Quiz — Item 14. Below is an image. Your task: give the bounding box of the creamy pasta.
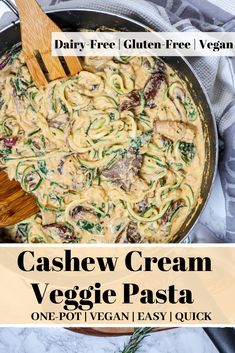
[0,47,205,243]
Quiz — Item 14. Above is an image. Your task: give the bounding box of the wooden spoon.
[15,0,82,87]
[0,171,39,227]
[0,1,83,227]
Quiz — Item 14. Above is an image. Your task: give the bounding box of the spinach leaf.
[16,223,30,242]
[77,220,104,235]
[178,141,196,164]
[13,77,30,97]
[38,161,48,175]
[131,130,153,150]
[183,98,197,121]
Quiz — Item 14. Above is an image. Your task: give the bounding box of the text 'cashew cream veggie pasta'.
[0,47,205,243]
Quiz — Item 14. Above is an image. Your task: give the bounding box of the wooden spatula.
[15,0,82,87]
[0,1,83,228]
[0,171,39,227]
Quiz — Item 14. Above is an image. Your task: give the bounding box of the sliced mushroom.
[143,57,166,74]
[126,222,142,243]
[168,82,185,101]
[1,136,18,148]
[115,221,142,243]
[69,205,90,218]
[102,151,143,191]
[144,73,166,108]
[119,90,140,112]
[136,198,149,213]
[68,205,99,225]
[57,159,64,175]
[167,82,187,119]
[43,223,76,242]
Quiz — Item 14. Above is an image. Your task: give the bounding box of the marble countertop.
[0,327,219,353]
[0,1,225,351]
[189,172,226,243]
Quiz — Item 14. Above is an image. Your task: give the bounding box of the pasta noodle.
[0,49,205,243]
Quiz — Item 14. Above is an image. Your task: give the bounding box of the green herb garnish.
[121,328,152,353]
[38,160,48,175]
[178,141,196,164]
[77,220,104,235]
[131,130,153,150]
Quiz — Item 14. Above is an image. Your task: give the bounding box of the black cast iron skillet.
[0,8,218,243]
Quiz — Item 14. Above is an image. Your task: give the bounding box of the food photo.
[0,0,234,352]
[0,10,217,245]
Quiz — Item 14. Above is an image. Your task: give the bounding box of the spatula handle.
[15,0,43,21]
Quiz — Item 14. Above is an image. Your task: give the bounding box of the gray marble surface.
[0,1,226,351]
[189,172,226,243]
[0,327,219,353]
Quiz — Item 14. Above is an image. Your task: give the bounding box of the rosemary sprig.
[120,327,153,353]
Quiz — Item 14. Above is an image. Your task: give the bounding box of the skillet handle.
[1,0,19,17]
[203,328,235,353]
